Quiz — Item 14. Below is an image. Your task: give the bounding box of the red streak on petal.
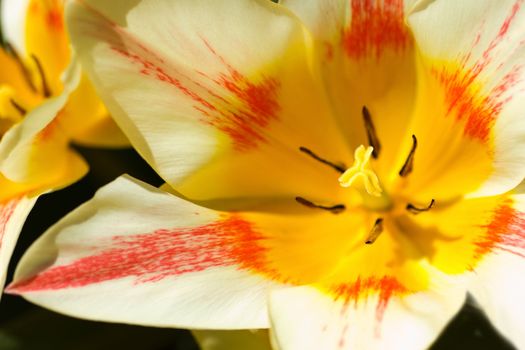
[342,0,412,60]
[435,1,524,142]
[9,215,270,292]
[432,64,522,142]
[332,275,407,336]
[111,38,280,152]
[476,200,525,260]
[0,198,20,249]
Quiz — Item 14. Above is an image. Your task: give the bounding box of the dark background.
[0,0,519,348]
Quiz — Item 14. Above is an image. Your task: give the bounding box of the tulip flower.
[0,0,127,301]
[7,0,525,349]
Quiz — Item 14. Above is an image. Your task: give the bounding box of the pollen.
[338,145,382,197]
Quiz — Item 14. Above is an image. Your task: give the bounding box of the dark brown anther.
[299,147,346,174]
[31,54,52,97]
[365,218,384,244]
[10,99,26,115]
[406,199,435,214]
[295,196,346,214]
[399,134,417,177]
[362,106,381,159]
[4,42,37,93]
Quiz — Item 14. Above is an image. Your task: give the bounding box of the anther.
[399,135,417,177]
[295,196,346,214]
[4,42,37,93]
[362,106,381,159]
[299,147,346,174]
[406,199,435,214]
[365,218,384,244]
[10,99,26,116]
[31,54,52,97]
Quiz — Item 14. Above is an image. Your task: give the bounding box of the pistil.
[339,145,382,197]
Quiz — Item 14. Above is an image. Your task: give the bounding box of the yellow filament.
[338,145,382,197]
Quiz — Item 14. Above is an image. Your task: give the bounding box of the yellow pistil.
[339,145,383,197]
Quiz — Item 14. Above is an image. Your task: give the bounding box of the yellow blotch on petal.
[339,145,382,197]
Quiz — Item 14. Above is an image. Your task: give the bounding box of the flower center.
[297,106,436,245]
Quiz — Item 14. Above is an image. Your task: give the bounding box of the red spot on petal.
[9,215,271,292]
[342,0,412,60]
[46,8,64,31]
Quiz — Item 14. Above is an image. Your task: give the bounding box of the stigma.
[338,145,382,197]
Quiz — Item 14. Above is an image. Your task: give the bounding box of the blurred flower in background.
[0,0,127,304]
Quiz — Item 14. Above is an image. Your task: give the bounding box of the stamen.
[399,135,417,177]
[10,99,26,115]
[406,199,435,214]
[295,196,345,214]
[339,145,382,197]
[362,106,381,159]
[365,218,384,244]
[31,54,52,97]
[4,42,37,93]
[299,147,346,174]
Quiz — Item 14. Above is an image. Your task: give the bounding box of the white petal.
[0,195,37,300]
[468,193,525,349]
[408,0,525,197]
[8,176,282,328]
[269,278,466,350]
[66,0,350,201]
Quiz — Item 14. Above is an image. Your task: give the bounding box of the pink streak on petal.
[0,198,21,249]
[8,215,271,292]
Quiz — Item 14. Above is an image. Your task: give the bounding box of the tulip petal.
[24,0,70,94]
[66,0,350,202]
[281,0,420,179]
[469,253,525,349]
[468,194,525,349]
[269,279,465,350]
[0,61,88,189]
[396,193,524,275]
[407,0,525,197]
[7,176,285,328]
[0,194,37,302]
